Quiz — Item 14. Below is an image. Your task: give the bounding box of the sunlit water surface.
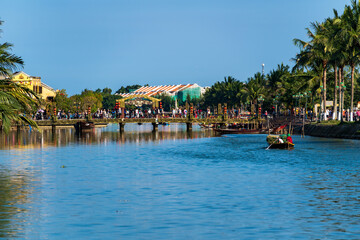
[0,123,359,239]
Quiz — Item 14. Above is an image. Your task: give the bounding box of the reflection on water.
[0,168,35,239]
[0,125,360,239]
[0,123,216,150]
[299,165,360,234]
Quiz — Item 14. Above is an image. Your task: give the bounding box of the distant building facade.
[116,84,204,101]
[11,71,57,101]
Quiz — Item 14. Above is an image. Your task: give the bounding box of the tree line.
[202,1,360,118]
[2,1,360,133]
[293,0,360,120]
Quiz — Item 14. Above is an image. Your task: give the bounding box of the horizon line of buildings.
[116,84,208,101]
[2,71,57,101]
[3,71,209,102]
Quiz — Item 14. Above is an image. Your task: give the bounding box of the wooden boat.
[74,121,95,131]
[267,142,295,149]
[199,123,214,129]
[213,128,261,134]
[266,134,294,149]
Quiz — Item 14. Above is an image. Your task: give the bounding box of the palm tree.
[0,79,39,132]
[0,19,39,132]
[0,42,24,77]
[267,63,290,97]
[330,15,348,120]
[342,0,360,121]
[202,76,245,109]
[323,11,343,120]
[294,21,334,120]
[0,20,24,77]
[243,73,266,116]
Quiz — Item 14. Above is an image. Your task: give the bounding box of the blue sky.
[0,0,348,95]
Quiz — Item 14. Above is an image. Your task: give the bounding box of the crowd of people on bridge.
[33,104,360,123]
[33,107,257,121]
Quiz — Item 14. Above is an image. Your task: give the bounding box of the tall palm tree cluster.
[0,19,39,133]
[293,0,360,121]
[202,65,315,116]
[203,1,360,120]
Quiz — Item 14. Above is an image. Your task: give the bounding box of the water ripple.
[0,126,359,239]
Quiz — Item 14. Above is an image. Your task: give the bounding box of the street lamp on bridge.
[258,95,264,119]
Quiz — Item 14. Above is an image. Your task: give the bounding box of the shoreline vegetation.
[1,1,360,139]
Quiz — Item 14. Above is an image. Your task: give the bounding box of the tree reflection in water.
[0,123,216,149]
[0,168,34,239]
[0,123,214,237]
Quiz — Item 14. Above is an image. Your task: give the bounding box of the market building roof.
[117,84,200,97]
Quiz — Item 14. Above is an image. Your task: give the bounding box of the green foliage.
[202,76,245,109]
[79,89,103,112]
[0,20,24,77]
[292,1,360,117]
[54,89,72,112]
[0,80,40,133]
[102,87,112,95]
[102,94,122,109]
[317,120,341,125]
[53,87,125,112]
[0,20,39,133]
[115,84,144,94]
[155,93,175,111]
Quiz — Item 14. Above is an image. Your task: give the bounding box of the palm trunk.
[339,67,344,121]
[322,61,327,121]
[333,65,338,120]
[342,83,345,121]
[350,63,355,121]
[251,101,255,116]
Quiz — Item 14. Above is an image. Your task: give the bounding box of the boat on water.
[199,123,215,129]
[74,121,95,132]
[268,142,294,149]
[266,134,294,149]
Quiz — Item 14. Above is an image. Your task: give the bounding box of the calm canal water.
[0,123,359,239]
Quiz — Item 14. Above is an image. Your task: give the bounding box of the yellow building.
[11,71,57,101]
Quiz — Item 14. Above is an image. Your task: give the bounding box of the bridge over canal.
[35,117,266,132]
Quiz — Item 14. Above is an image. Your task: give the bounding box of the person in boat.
[278,138,284,143]
[286,134,293,144]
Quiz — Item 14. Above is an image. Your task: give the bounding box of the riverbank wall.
[300,123,360,140]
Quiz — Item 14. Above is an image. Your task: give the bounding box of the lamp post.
[306,90,311,121]
[262,63,265,76]
[274,95,279,117]
[292,94,297,117]
[335,85,340,120]
[299,93,304,119]
[258,96,264,119]
[301,92,306,137]
[303,91,310,120]
[320,86,324,121]
[340,82,346,122]
[245,100,251,117]
[293,93,301,118]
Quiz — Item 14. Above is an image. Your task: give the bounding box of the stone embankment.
[302,123,360,140]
